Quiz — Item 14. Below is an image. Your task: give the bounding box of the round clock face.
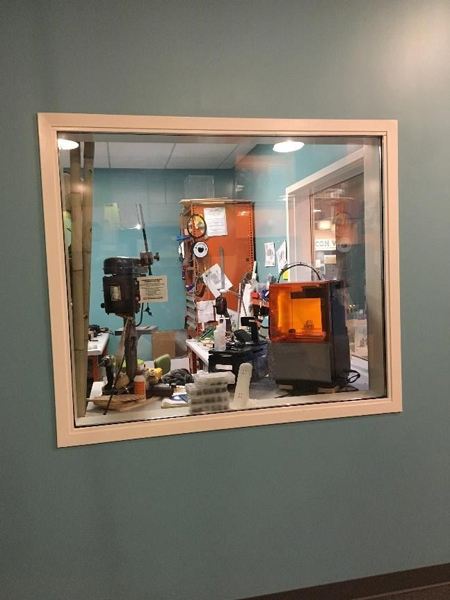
[193,241,208,258]
[187,214,207,239]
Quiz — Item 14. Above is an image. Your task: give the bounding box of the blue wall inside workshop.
[2,2,450,600]
[90,167,234,358]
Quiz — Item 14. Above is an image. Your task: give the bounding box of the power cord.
[335,369,361,392]
[277,262,323,283]
[103,352,127,415]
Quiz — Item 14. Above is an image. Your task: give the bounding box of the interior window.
[56,133,385,427]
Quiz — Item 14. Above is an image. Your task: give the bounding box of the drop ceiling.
[59,141,256,170]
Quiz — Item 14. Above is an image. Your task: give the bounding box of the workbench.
[186,339,210,372]
[88,332,110,381]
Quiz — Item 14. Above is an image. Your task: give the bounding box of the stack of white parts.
[186,371,235,414]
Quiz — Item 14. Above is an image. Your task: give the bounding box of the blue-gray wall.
[1,2,449,599]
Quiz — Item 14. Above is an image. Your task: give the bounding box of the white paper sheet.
[264,242,276,267]
[276,241,288,272]
[202,263,232,297]
[138,275,168,303]
[203,206,227,237]
[196,300,216,324]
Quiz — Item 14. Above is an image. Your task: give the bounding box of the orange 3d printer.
[269,265,350,392]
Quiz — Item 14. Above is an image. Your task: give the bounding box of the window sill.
[65,392,399,447]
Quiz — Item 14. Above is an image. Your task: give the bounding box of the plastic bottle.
[214,319,226,351]
[133,369,146,396]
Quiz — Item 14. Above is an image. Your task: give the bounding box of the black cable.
[276,392,291,399]
[103,352,127,415]
[277,262,323,283]
[135,303,145,327]
[275,369,361,398]
[335,369,361,392]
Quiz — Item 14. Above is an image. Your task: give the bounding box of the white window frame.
[37,114,401,447]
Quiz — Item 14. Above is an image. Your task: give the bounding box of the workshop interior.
[57,132,386,426]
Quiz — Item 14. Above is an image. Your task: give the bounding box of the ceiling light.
[273,140,304,153]
[317,220,332,230]
[57,139,79,151]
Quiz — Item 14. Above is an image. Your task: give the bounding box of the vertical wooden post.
[82,143,95,382]
[69,146,86,418]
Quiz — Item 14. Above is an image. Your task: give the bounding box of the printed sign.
[138,275,168,303]
[203,207,227,237]
[276,241,288,271]
[264,242,276,267]
[315,238,336,251]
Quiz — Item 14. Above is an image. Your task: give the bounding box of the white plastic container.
[186,370,235,414]
[213,320,226,351]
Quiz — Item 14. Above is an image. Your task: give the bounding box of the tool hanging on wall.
[214,246,230,323]
[193,241,208,258]
[192,242,209,298]
[194,263,207,298]
[215,294,229,318]
[187,213,207,239]
[178,242,185,262]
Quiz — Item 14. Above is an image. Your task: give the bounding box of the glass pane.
[56,133,385,427]
[311,174,368,358]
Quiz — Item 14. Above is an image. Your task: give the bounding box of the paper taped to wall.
[203,206,227,237]
[264,242,276,267]
[196,300,216,323]
[276,241,287,272]
[138,275,168,303]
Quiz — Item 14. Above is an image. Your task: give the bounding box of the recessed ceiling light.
[273,140,304,153]
[57,139,79,151]
[317,220,332,230]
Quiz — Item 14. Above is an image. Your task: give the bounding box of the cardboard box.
[152,330,187,359]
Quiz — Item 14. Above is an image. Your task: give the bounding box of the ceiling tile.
[219,142,257,169]
[108,142,174,169]
[58,142,109,169]
[166,143,238,169]
[93,142,109,168]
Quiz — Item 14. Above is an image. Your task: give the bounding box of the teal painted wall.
[90,168,234,359]
[1,2,450,599]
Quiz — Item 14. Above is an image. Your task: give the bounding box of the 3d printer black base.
[269,339,350,395]
[275,379,340,396]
